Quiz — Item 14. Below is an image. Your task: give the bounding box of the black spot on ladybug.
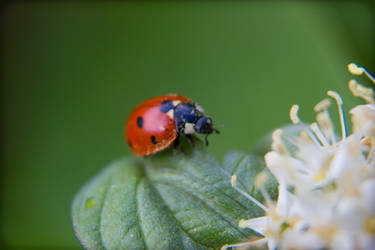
[127,140,133,148]
[160,100,174,113]
[137,116,143,128]
[150,135,157,144]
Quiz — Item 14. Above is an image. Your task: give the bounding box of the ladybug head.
[195,116,213,134]
[195,116,220,145]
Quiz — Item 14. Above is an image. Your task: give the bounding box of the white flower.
[222,63,375,250]
[351,104,375,138]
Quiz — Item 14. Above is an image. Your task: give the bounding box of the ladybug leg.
[174,135,187,154]
[204,134,209,146]
[186,134,195,147]
[174,135,180,151]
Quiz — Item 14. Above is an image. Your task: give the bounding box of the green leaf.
[72,146,273,249]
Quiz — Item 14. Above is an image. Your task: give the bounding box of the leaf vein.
[232,154,249,176]
[155,181,249,238]
[135,177,148,250]
[98,177,115,250]
[163,167,250,211]
[145,179,213,249]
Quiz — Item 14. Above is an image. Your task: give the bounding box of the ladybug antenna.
[213,124,224,134]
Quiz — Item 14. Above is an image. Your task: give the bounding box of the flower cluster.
[223,63,375,250]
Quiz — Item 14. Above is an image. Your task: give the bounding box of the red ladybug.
[125,94,218,156]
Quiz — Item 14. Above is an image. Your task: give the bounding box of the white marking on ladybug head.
[172,100,181,106]
[184,123,195,134]
[195,103,205,114]
[166,109,174,119]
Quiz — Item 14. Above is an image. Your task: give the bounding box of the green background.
[1,1,374,249]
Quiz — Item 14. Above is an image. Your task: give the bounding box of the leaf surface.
[72,147,274,249]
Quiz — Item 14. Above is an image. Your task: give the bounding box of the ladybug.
[125,94,219,156]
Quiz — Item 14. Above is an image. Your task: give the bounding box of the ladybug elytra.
[125,94,218,156]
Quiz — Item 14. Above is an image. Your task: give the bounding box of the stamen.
[255,172,268,188]
[290,105,301,124]
[314,98,336,145]
[231,174,268,212]
[260,187,273,208]
[221,238,267,250]
[232,185,268,212]
[327,90,347,140]
[361,137,372,148]
[289,105,322,146]
[314,98,331,112]
[272,129,283,141]
[348,63,365,75]
[310,123,330,147]
[272,129,288,155]
[231,175,237,187]
[349,79,375,103]
[300,131,311,142]
[316,112,336,146]
[279,133,299,148]
[361,137,374,163]
[255,172,273,207]
[306,129,323,147]
[348,63,375,84]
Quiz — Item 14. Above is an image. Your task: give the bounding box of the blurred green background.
[1,1,374,249]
